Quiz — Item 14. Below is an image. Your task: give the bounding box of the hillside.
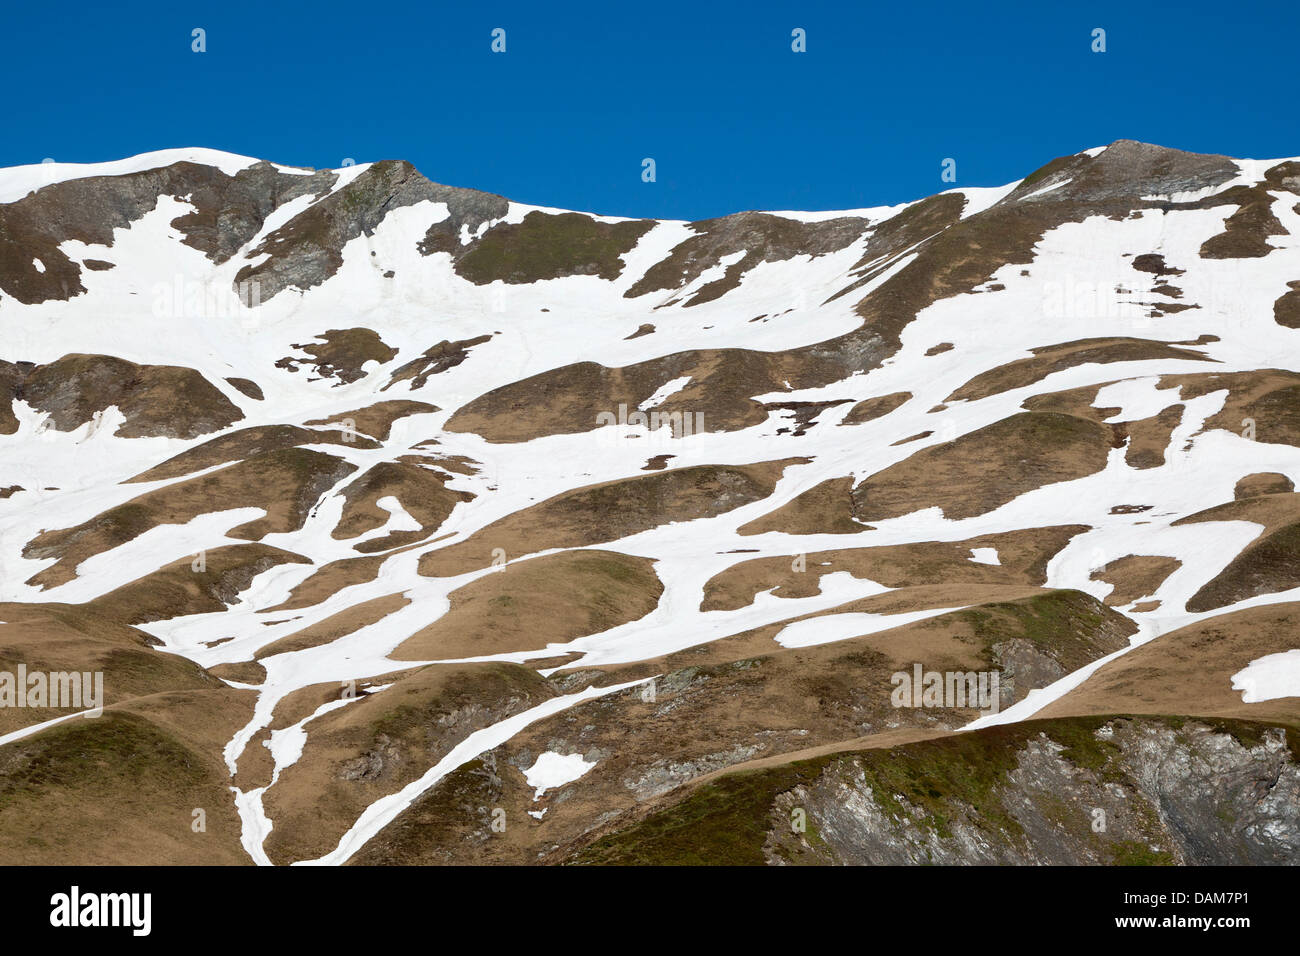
[0,141,1297,865]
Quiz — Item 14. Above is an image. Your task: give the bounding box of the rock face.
[0,160,336,304]
[625,212,869,304]
[238,160,509,300]
[1,141,1298,867]
[767,719,1300,866]
[566,718,1300,866]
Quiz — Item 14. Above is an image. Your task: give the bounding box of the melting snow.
[296,679,648,865]
[524,751,598,800]
[774,606,969,649]
[639,376,693,410]
[1232,651,1300,703]
[6,146,1300,865]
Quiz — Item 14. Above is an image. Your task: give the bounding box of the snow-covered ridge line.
[0,148,320,204]
[17,140,1297,219]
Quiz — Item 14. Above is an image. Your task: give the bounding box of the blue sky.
[3,0,1294,219]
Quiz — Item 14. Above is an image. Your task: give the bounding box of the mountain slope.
[1,141,1298,865]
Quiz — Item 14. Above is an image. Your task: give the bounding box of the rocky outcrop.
[566,717,1300,865]
[0,160,334,304]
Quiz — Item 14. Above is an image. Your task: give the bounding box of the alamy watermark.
[50,886,150,936]
[151,276,262,327]
[595,404,705,445]
[0,666,104,716]
[890,663,1000,716]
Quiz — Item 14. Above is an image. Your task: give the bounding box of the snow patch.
[1232,650,1300,703]
[774,605,968,649]
[639,376,693,411]
[524,751,598,800]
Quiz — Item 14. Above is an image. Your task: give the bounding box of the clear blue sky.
[3,0,1294,220]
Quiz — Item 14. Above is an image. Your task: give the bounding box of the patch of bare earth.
[262,545,429,612]
[393,549,661,660]
[1160,369,1300,447]
[1119,404,1187,469]
[254,593,412,662]
[945,337,1213,403]
[383,336,493,391]
[305,399,439,440]
[0,603,229,736]
[81,544,311,624]
[14,353,245,439]
[1172,494,1300,611]
[332,460,473,552]
[1039,602,1300,727]
[839,390,911,426]
[1274,281,1300,329]
[625,212,867,306]
[418,459,805,577]
[1187,524,1300,612]
[1235,473,1294,498]
[1089,555,1182,607]
[737,475,869,536]
[851,412,1118,521]
[127,423,377,483]
[1198,184,1287,259]
[701,525,1089,611]
[275,328,397,384]
[453,212,654,284]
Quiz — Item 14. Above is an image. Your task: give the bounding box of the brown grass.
[255,593,412,661]
[839,391,912,426]
[701,525,1089,611]
[0,603,226,735]
[127,424,377,483]
[737,476,868,536]
[83,543,311,624]
[20,353,245,439]
[1235,473,1294,498]
[0,689,256,864]
[1090,555,1181,607]
[946,338,1212,403]
[394,549,661,660]
[305,400,439,440]
[851,412,1116,521]
[1040,602,1300,726]
[332,460,472,550]
[262,661,555,863]
[418,459,804,578]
